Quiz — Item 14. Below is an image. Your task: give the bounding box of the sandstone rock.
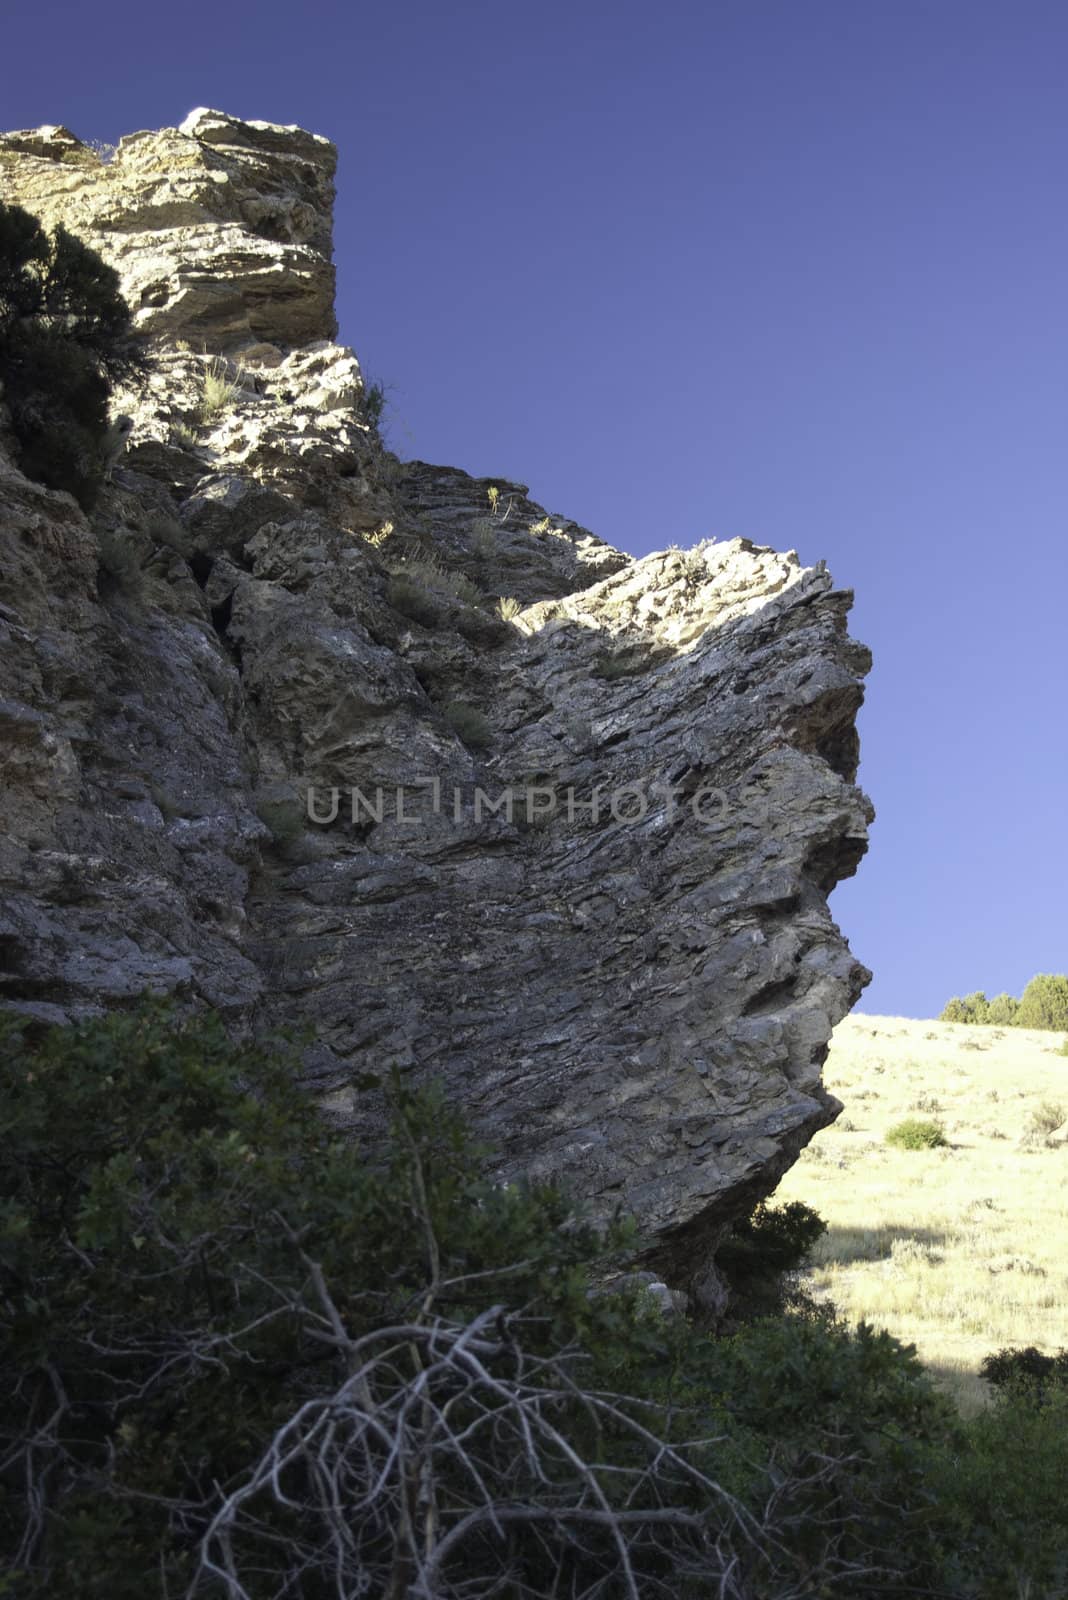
[0,110,873,1311]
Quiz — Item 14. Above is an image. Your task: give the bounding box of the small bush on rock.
[471,518,496,558]
[444,700,492,748]
[385,573,441,626]
[593,643,669,680]
[390,554,483,608]
[194,357,239,427]
[96,525,144,595]
[357,377,386,429]
[455,607,510,647]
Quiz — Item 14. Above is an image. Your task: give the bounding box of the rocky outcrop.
[0,110,873,1307]
[0,109,337,349]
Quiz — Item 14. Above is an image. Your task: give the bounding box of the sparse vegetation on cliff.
[357,376,387,429]
[385,571,442,626]
[444,699,493,748]
[0,200,136,508]
[194,356,240,428]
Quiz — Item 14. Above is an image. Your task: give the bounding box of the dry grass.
[776,1013,1068,1412]
[386,554,484,608]
[195,359,241,428]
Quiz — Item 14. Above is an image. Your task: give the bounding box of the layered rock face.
[0,109,337,349]
[0,111,873,1303]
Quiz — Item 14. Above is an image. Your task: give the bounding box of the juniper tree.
[0,200,137,508]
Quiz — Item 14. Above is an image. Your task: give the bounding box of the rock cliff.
[0,110,873,1306]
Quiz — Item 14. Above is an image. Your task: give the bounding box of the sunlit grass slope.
[776,1013,1068,1412]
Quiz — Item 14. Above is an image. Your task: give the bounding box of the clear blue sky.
[6,1,1066,1018]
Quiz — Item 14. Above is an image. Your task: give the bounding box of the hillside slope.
[778,1012,1068,1406]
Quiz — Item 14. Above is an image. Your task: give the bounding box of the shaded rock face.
[0,111,873,1305]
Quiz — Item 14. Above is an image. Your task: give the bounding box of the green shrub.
[717,1200,826,1318]
[0,1004,644,1596]
[444,700,493,748]
[940,990,990,1024]
[985,990,1018,1025]
[680,1314,962,1591]
[885,1117,948,1150]
[0,201,137,509]
[357,377,386,429]
[738,1200,826,1270]
[980,1344,1068,1400]
[936,1379,1068,1596]
[1015,973,1068,1031]
[940,974,1068,1031]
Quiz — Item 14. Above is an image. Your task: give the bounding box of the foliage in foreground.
[941,972,1068,1032]
[0,201,137,509]
[2,1004,1068,1598]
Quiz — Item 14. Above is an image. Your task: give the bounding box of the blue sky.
[6,1,1066,1017]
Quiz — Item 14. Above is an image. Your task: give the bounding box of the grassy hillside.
[777,1013,1068,1412]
